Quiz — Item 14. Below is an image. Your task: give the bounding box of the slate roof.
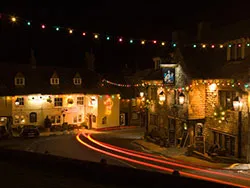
[0,63,118,96]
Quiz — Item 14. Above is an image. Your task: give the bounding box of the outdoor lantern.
[159,91,166,102]
[179,92,185,105]
[209,83,217,92]
[233,96,243,111]
[140,92,144,97]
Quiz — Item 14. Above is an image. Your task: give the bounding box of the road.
[1,128,250,187]
[0,134,136,168]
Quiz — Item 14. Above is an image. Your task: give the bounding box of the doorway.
[88,114,92,129]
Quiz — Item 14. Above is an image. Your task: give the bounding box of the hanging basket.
[67,98,74,104]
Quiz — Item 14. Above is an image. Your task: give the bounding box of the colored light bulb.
[82,32,86,36]
[41,24,45,29]
[211,44,215,48]
[56,27,59,31]
[11,17,16,22]
[94,34,98,39]
[141,40,145,45]
[27,21,31,26]
[106,36,110,40]
[130,39,133,43]
[153,40,157,44]
[69,29,73,34]
[161,42,165,46]
[173,43,176,47]
[119,38,122,42]
[202,44,206,48]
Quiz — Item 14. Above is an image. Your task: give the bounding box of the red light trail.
[76,132,248,187]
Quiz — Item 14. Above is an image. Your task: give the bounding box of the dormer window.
[50,71,59,85]
[50,78,59,85]
[14,72,25,86]
[73,72,82,85]
[73,78,82,85]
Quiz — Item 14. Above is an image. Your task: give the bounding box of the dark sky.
[1,1,249,73]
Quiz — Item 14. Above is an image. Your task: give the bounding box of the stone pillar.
[233,43,237,60]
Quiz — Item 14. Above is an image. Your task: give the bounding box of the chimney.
[197,22,203,41]
[85,50,95,71]
[152,57,161,70]
[30,49,36,69]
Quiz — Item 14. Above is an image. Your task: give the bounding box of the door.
[88,114,92,129]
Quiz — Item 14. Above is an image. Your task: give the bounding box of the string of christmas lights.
[102,78,244,91]
[2,13,250,48]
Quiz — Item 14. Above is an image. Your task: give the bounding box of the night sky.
[1,1,249,74]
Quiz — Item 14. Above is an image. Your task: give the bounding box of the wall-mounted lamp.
[159,91,166,102]
[15,99,19,105]
[179,92,185,105]
[209,83,217,92]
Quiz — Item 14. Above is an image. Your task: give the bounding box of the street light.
[233,96,243,158]
[179,92,185,105]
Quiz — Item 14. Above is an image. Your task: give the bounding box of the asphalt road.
[0,134,134,168]
[1,128,250,187]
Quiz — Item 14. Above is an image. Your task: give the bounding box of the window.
[14,115,25,124]
[29,112,37,123]
[15,97,24,105]
[102,116,107,124]
[50,78,59,85]
[151,87,157,100]
[92,115,96,123]
[14,115,20,124]
[54,98,63,106]
[219,91,236,110]
[15,77,25,86]
[50,115,61,124]
[73,116,77,123]
[73,78,82,85]
[78,115,82,122]
[77,97,84,105]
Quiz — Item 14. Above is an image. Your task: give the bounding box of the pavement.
[132,139,250,170]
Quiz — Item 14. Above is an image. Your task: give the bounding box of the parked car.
[20,125,40,138]
[0,125,9,139]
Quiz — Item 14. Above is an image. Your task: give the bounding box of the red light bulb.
[41,24,45,29]
[153,40,157,44]
[119,38,122,42]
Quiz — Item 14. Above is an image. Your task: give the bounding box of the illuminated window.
[54,98,63,106]
[14,115,20,124]
[219,91,236,110]
[15,77,25,86]
[50,78,59,85]
[29,112,37,123]
[73,116,77,123]
[50,115,61,124]
[73,78,82,85]
[78,114,82,122]
[77,97,84,105]
[14,72,25,86]
[16,97,24,105]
